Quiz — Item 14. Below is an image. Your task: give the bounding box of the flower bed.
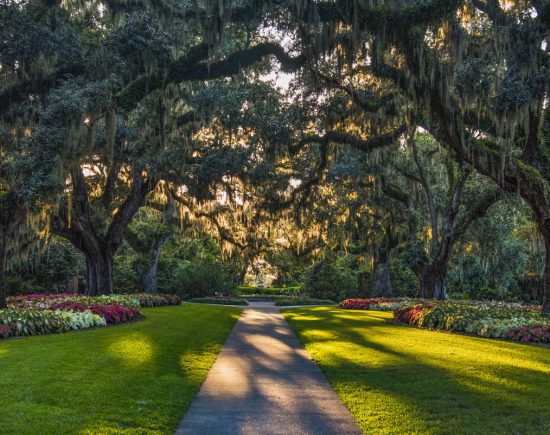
[47,301,141,324]
[7,294,140,310]
[1,292,180,339]
[0,309,106,339]
[7,293,180,310]
[394,301,549,344]
[340,298,417,311]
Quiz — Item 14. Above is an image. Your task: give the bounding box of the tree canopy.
[1,0,549,315]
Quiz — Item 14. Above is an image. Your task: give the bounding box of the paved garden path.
[176,302,362,435]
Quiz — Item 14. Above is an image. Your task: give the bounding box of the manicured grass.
[283,307,550,435]
[0,304,241,434]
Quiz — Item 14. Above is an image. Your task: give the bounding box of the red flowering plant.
[47,301,141,324]
[505,324,550,344]
[394,304,430,324]
[89,305,141,324]
[0,325,10,338]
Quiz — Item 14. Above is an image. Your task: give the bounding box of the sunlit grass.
[283,307,550,434]
[108,332,154,367]
[0,305,241,434]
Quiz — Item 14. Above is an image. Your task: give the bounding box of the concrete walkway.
[176,302,362,435]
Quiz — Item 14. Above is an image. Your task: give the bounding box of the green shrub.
[7,236,86,295]
[157,258,235,299]
[5,276,42,296]
[113,252,139,293]
[236,286,302,296]
[302,259,358,301]
[390,256,419,297]
[186,298,248,306]
[274,298,334,306]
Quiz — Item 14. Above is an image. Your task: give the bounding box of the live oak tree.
[165,78,311,285]
[3,0,549,310]
[284,0,550,314]
[0,1,305,296]
[275,54,503,299]
[449,198,544,300]
[384,133,502,299]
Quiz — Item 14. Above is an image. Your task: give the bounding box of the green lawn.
[283,307,550,435]
[0,304,241,434]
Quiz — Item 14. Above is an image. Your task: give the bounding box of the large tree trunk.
[417,265,447,300]
[542,245,550,316]
[523,195,550,316]
[137,236,170,293]
[85,249,114,296]
[54,165,154,297]
[535,213,550,316]
[541,242,550,316]
[373,261,393,297]
[373,248,393,297]
[238,257,251,285]
[0,200,27,308]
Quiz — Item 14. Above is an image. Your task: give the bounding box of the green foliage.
[390,255,420,297]
[274,298,334,306]
[236,286,302,296]
[447,200,543,302]
[302,256,359,302]
[187,297,248,306]
[7,236,85,295]
[163,259,236,299]
[112,247,139,293]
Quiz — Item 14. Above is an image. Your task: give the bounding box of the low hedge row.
[275,298,335,306]
[237,286,302,296]
[187,297,249,306]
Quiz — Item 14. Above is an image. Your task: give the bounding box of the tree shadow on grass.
[284,307,550,434]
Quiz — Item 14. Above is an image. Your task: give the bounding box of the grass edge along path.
[282,307,550,435]
[0,304,242,434]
